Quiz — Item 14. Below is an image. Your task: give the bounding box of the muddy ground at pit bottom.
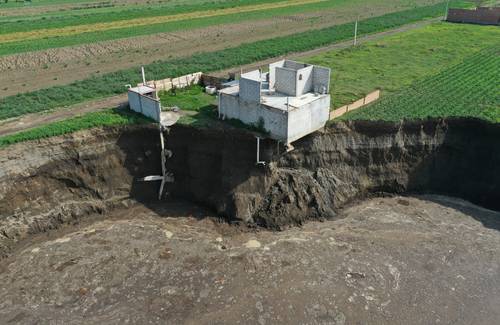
[0,195,499,325]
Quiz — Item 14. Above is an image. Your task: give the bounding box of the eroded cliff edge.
[1,118,499,257]
[166,119,500,227]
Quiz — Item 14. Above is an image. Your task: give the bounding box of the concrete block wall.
[287,96,330,143]
[296,66,313,96]
[128,92,142,114]
[329,90,381,120]
[269,60,285,89]
[128,92,161,122]
[219,94,288,140]
[284,60,309,70]
[312,66,331,94]
[447,8,500,25]
[138,72,202,92]
[239,78,261,103]
[275,67,297,96]
[241,70,261,81]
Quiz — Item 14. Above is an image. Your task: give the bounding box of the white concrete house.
[218,60,331,145]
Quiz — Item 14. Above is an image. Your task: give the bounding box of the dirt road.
[1,195,498,324]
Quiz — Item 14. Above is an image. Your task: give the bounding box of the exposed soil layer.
[0,196,499,324]
[165,118,500,228]
[0,118,499,258]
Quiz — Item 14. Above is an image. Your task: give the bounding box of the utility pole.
[353,17,359,46]
[141,66,146,85]
[444,0,450,21]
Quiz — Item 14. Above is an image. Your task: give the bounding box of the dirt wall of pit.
[0,118,499,257]
[165,119,500,228]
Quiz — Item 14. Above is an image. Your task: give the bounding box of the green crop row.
[0,0,364,55]
[0,108,151,148]
[0,2,457,121]
[0,0,292,33]
[341,46,500,122]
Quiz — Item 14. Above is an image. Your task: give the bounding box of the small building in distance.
[128,85,179,127]
[218,60,331,145]
[128,85,161,121]
[447,7,500,26]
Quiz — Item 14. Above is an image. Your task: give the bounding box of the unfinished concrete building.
[218,60,331,145]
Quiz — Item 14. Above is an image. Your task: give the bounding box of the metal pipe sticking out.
[256,137,266,166]
[218,93,221,119]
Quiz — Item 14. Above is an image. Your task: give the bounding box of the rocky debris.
[0,196,499,324]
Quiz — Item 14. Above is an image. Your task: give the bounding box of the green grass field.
[0,108,151,148]
[0,3,458,121]
[159,85,216,112]
[340,46,500,122]
[305,22,500,108]
[158,85,223,128]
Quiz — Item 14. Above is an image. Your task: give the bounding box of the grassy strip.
[0,2,459,121]
[339,46,500,122]
[0,108,151,148]
[159,85,217,112]
[306,22,500,107]
[0,0,352,55]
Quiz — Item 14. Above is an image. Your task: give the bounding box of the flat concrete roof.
[129,85,156,95]
[219,85,239,96]
[261,92,328,111]
[219,85,329,111]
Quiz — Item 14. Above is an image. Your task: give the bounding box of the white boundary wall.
[128,91,161,122]
[138,72,202,93]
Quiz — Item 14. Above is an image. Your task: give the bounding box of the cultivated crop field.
[0,0,446,97]
[0,3,463,121]
[0,0,497,147]
[342,46,500,122]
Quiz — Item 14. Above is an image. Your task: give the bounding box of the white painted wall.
[296,65,313,96]
[312,66,331,94]
[219,94,288,140]
[275,67,297,96]
[128,90,161,122]
[287,95,330,143]
[269,60,285,90]
[239,78,261,103]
